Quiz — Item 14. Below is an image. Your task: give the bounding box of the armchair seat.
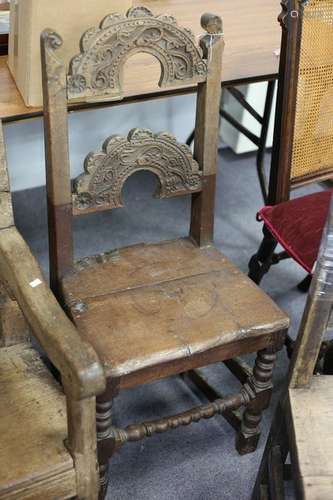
[259,190,332,273]
[0,344,76,500]
[288,376,333,499]
[62,238,288,388]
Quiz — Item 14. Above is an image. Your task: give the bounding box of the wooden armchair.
[0,125,106,498]
[252,193,333,499]
[40,6,289,498]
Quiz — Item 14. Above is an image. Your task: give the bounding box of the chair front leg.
[248,225,278,285]
[96,392,118,500]
[236,346,278,455]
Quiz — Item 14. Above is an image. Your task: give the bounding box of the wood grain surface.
[0,344,76,500]
[0,226,105,400]
[0,0,280,121]
[288,376,333,499]
[63,238,288,384]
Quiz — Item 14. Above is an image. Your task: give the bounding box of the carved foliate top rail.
[67,6,208,101]
[72,128,202,215]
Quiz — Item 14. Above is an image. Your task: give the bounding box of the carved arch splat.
[72,128,202,215]
[67,6,208,101]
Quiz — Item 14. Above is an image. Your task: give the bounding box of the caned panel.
[291,0,333,181]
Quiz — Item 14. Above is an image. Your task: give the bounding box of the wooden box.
[8,0,132,107]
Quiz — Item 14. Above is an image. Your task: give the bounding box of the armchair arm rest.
[0,226,106,399]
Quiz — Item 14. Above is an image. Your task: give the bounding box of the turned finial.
[201,13,223,34]
[41,29,63,50]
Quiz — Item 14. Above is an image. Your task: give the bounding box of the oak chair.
[40,6,289,497]
[248,0,333,363]
[252,193,333,500]
[0,123,106,499]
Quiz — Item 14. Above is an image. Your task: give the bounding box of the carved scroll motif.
[67,6,208,101]
[72,128,202,215]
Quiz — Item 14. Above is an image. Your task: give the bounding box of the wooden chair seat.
[0,344,76,500]
[62,238,287,388]
[288,376,333,499]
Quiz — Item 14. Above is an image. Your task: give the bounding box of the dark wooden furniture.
[187,81,277,202]
[249,0,333,284]
[248,0,333,361]
[0,123,106,499]
[0,0,281,122]
[40,7,289,498]
[252,193,333,500]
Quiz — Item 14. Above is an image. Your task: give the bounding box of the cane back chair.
[0,123,106,499]
[249,0,333,286]
[40,6,289,497]
[252,193,333,500]
[248,0,333,365]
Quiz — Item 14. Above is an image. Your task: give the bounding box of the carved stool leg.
[96,394,115,500]
[236,348,277,455]
[248,225,278,285]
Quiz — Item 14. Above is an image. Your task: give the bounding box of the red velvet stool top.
[258,190,333,274]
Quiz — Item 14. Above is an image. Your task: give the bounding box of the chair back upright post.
[268,0,303,205]
[40,8,224,300]
[268,0,333,206]
[41,32,73,300]
[289,195,333,388]
[190,14,224,246]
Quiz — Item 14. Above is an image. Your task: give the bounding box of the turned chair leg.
[248,225,278,285]
[96,394,116,500]
[236,348,277,455]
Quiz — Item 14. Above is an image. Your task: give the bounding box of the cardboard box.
[8,0,132,106]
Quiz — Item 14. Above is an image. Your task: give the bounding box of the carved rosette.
[72,128,202,214]
[67,6,208,100]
